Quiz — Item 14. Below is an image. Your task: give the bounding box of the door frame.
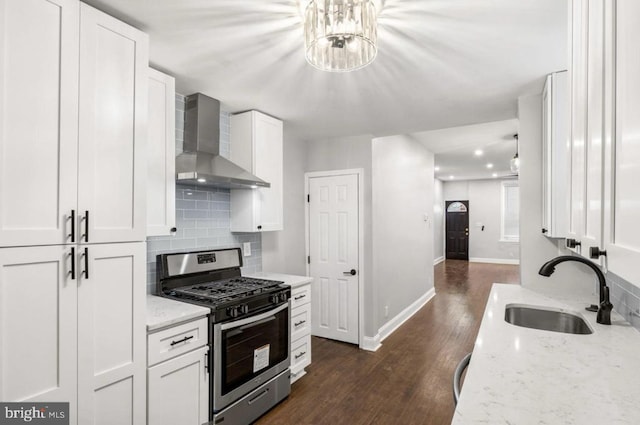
[305,168,365,349]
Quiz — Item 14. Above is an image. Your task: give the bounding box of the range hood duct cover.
[175,93,269,189]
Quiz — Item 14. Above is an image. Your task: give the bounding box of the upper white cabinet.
[147,68,176,237]
[0,0,148,248]
[0,0,79,247]
[230,111,283,232]
[602,0,640,285]
[567,0,640,283]
[541,71,570,239]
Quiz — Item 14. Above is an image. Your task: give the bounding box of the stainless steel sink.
[504,304,593,335]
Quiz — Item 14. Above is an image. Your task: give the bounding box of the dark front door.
[446,201,469,260]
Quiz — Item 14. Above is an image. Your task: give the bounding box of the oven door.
[213,302,290,411]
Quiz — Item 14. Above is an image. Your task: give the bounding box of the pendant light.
[510,134,520,173]
[304,0,378,72]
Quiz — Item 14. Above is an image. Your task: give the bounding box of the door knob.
[343,269,357,276]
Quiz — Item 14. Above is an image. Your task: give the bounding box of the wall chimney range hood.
[175,93,269,189]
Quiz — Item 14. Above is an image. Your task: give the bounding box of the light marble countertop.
[452,284,640,425]
[146,295,210,332]
[245,272,313,289]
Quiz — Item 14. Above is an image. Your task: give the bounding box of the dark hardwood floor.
[257,260,519,425]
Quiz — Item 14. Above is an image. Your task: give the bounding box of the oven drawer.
[148,317,208,366]
[291,334,311,374]
[291,302,311,342]
[291,284,311,309]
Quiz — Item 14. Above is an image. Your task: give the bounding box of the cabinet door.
[147,68,176,237]
[580,0,605,263]
[567,0,588,254]
[0,0,79,247]
[147,346,209,425]
[0,246,77,424]
[77,242,146,425]
[254,113,283,231]
[541,75,552,235]
[603,0,640,284]
[78,4,148,244]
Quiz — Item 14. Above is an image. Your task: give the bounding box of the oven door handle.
[220,303,289,331]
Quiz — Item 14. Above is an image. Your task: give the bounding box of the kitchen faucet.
[538,256,613,325]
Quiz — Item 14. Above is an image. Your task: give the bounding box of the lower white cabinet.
[0,242,147,425]
[290,283,312,383]
[147,318,209,425]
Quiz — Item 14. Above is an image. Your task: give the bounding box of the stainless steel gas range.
[156,248,291,424]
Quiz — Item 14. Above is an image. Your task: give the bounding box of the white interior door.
[308,173,359,344]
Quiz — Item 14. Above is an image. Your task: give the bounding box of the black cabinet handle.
[83,247,89,279]
[69,210,76,242]
[294,320,306,327]
[170,227,177,232]
[294,294,306,301]
[566,238,581,249]
[343,269,357,276]
[82,211,89,242]
[204,351,209,374]
[541,228,548,234]
[170,335,194,346]
[295,351,306,359]
[590,246,607,259]
[69,247,76,280]
[257,225,262,230]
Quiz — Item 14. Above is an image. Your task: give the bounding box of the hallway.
[258,260,520,425]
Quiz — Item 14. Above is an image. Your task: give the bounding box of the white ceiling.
[412,119,519,181]
[82,0,567,141]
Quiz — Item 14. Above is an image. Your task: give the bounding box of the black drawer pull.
[82,210,89,242]
[83,247,89,279]
[69,210,76,242]
[170,335,194,346]
[294,294,306,301]
[295,351,306,359]
[294,320,306,327]
[69,247,76,280]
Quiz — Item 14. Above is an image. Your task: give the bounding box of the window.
[501,181,519,242]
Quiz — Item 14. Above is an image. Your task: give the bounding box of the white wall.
[442,179,520,262]
[371,135,435,332]
[262,128,307,275]
[433,179,444,262]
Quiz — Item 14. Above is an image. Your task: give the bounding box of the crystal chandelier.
[304,0,378,72]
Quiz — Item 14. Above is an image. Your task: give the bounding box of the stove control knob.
[227,307,239,318]
[239,304,249,314]
[279,293,288,303]
[269,295,279,304]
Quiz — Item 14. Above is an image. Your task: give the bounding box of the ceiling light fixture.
[304,0,378,72]
[435,166,440,171]
[492,173,498,178]
[474,149,484,156]
[510,134,520,173]
[449,175,455,180]
[486,163,494,169]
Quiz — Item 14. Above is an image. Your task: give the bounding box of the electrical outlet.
[384,305,389,318]
[243,242,251,257]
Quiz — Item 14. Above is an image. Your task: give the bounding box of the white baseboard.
[361,334,381,352]
[469,257,520,265]
[361,288,436,352]
[434,256,445,266]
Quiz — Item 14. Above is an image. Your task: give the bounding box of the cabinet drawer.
[291,334,311,374]
[148,317,208,366]
[291,303,311,342]
[291,284,311,309]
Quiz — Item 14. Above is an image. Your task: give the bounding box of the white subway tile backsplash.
[146,97,262,293]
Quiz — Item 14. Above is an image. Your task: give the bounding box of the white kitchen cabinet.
[78,3,148,244]
[77,242,147,425]
[0,0,79,247]
[541,71,570,239]
[230,111,283,232]
[290,283,312,383]
[147,318,209,425]
[147,68,176,237]
[566,0,605,265]
[0,0,148,248]
[602,0,640,285]
[0,245,77,412]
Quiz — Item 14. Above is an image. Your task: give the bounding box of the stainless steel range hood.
[176,93,269,189]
